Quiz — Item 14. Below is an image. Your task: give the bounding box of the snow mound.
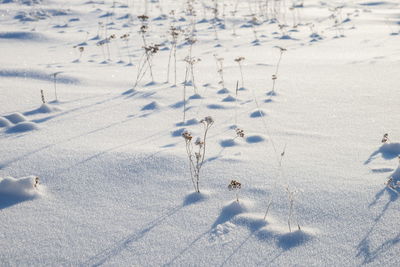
[222,95,236,102]
[25,103,61,115]
[233,213,268,231]
[207,104,230,110]
[6,121,38,133]
[189,93,202,100]
[176,118,198,126]
[380,143,400,156]
[276,228,315,250]
[1,0,42,5]
[183,191,211,206]
[0,176,41,199]
[220,138,238,147]
[0,69,80,84]
[4,112,27,124]
[250,109,267,118]
[0,31,49,42]
[213,199,253,227]
[37,103,60,113]
[171,128,186,137]
[0,117,11,127]
[141,101,160,111]
[366,142,400,163]
[217,88,230,94]
[389,166,400,187]
[246,135,266,143]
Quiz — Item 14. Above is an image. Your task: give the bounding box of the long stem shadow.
[356,187,399,264]
[82,205,183,267]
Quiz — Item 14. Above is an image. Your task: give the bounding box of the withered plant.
[381,133,389,143]
[234,56,245,89]
[40,89,46,104]
[133,44,160,88]
[138,14,149,46]
[286,186,301,232]
[228,180,242,202]
[270,46,286,95]
[167,26,181,85]
[34,176,40,189]
[214,54,225,90]
[52,72,62,102]
[182,116,214,193]
[120,33,132,64]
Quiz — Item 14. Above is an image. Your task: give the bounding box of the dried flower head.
[235,128,245,138]
[184,56,201,65]
[97,39,109,46]
[234,56,245,63]
[78,46,84,53]
[40,89,45,104]
[228,180,242,190]
[34,176,40,188]
[185,37,197,45]
[138,14,149,21]
[200,116,214,126]
[382,133,389,143]
[120,33,130,40]
[182,131,193,141]
[194,137,204,146]
[144,44,160,54]
[140,25,148,34]
[170,26,181,38]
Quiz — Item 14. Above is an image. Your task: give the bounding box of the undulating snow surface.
[1,0,400,266]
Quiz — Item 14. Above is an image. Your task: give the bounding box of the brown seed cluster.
[381,133,389,143]
[138,14,149,21]
[120,33,130,40]
[200,116,214,126]
[228,180,242,190]
[34,177,40,188]
[169,26,180,39]
[182,131,192,141]
[235,128,245,138]
[234,56,245,63]
[144,44,160,54]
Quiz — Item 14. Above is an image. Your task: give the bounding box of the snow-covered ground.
[1,0,400,265]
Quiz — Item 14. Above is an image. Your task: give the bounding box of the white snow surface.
[0,175,41,198]
[1,0,400,266]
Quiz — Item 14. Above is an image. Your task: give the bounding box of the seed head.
[382,133,389,143]
[228,180,242,190]
[200,116,214,126]
[138,14,149,21]
[234,56,245,63]
[182,131,192,141]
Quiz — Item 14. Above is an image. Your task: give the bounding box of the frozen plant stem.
[235,81,239,125]
[133,44,159,88]
[182,65,189,123]
[120,34,131,64]
[286,186,296,232]
[234,56,245,89]
[271,46,286,94]
[228,180,242,202]
[263,197,273,220]
[214,54,225,89]
[182,117,214,193]
[167,26,180,84]
[40,89,46,104]
[52,72,61,101]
